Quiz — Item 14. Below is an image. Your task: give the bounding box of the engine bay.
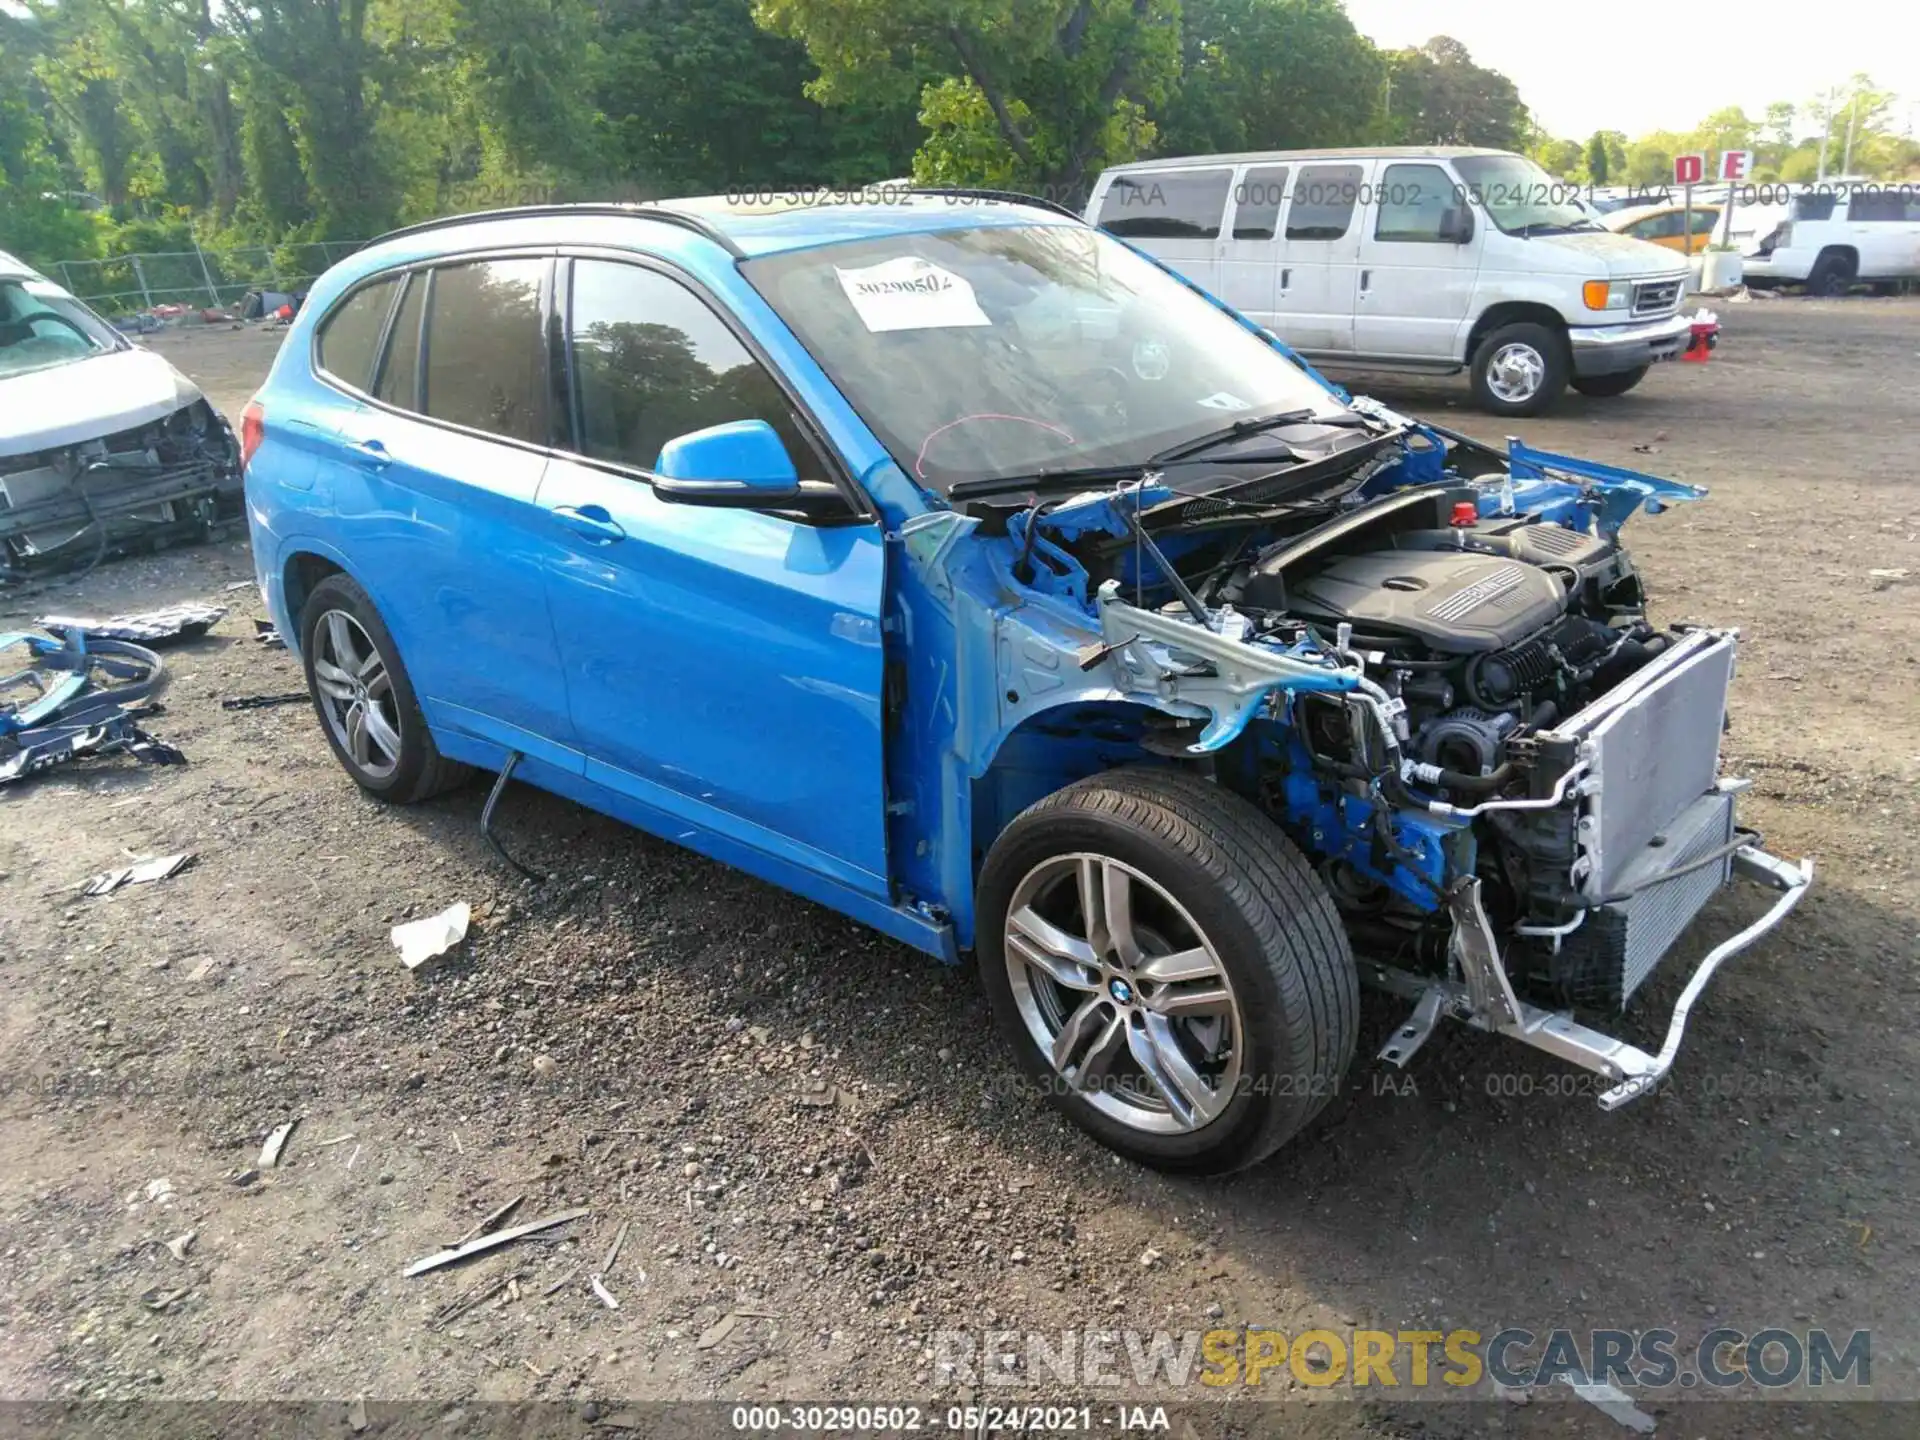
[1027,460,1715,1016]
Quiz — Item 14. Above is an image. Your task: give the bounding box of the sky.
[1343,0,1920,141]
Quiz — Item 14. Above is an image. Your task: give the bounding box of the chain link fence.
[48,241,368,316]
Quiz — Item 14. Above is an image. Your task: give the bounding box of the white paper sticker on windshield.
[835,257,991,333]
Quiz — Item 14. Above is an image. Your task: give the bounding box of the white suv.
[1734,186,1920,294]
[1086,148,1694,416]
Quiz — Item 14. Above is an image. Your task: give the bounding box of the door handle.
[1359,269,1372,293]
[349,437,392,470]
[552,504,626,544]
[1280,267,1291,293]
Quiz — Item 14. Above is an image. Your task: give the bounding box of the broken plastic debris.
[85,852,193,897]
[390,902,470,970]
[259,1118,298,1168]
[35,604,225,645]
[1564,1377,1657,1433]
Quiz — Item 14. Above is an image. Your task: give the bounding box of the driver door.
[535,255,891,892]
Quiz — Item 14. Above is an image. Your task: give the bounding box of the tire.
[299,572,468,803]
[1805,251,1855,297]
[975,766,1357,1174]
[1570,366,1649,398]
[1468,321,1569,416]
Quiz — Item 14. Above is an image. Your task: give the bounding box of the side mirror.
[1440,208,1474,245]
[653,419,804,507]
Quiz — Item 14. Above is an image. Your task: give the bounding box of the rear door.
[1269,161,1368,355]
[1353,161,1481,360]
[535,254,890,890]
[1215,164,1289,326]
[1091,167,1234,296]
[338,255,581,766]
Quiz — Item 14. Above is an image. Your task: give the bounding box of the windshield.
[0,277,120,378]
[741,223,1345,492]
[1453,154,1600,236]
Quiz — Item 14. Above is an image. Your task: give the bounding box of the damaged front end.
[940,415,1810,1107]
[0,398,241,578]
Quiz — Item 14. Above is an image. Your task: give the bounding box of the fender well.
[1467,301,1569,361]
[282,551,343,640]
[969,700,1187,884]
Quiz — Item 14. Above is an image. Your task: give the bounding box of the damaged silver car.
[0,250,240,577]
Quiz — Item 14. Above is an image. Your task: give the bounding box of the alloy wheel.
[1002,853,1244,1135]
[310,609,403,782]
[1486,342,1546,404]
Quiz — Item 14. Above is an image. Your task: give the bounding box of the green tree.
[595,0,920,193]
[1157,0,1382,158]
[0,11,100,264]
[1380,36,1528,150]
[1583,131,1609,185]
[754,0,1182,196]
[1530,135,1582,180]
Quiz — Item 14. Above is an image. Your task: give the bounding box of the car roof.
[1099,147,1511,173]
[365,193,1080,265]
[0,250,42,281]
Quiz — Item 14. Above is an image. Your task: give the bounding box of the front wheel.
[1571,366,1650,398]
[1469,321,1569,416]
[975,767,1357,1174]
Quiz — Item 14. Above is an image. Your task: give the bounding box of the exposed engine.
[1065,481,1715,1016]
[1223,488,1666,790]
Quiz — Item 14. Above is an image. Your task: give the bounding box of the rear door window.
[563,258,821,480]
[1849,190,1911,223]
[1287,164,1363,240]
[316,275,399,390]
[373,272,426,410]
[420,259,548,444]
[1231,166,1290,240]
[1096,170,1232,239]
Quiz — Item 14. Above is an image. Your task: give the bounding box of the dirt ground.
[2,299,1917,1438]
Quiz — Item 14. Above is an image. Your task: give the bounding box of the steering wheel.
[913,413,1075,481]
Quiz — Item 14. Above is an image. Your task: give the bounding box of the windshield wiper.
[1148,407,1367,466]
[1515,220,1603,237]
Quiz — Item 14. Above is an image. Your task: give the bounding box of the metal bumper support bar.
[1370,845,1813,1109]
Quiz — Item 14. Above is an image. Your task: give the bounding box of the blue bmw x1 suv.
[245,192,1809,1172]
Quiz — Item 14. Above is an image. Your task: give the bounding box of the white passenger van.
[1085,148,1695,416]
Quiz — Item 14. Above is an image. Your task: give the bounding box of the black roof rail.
[903,187,1087,222]
[368,203,745,258]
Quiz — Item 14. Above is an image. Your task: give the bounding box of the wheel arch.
[1466,301,1570,362]
[274,539,413,664]
[958,699,1200,946]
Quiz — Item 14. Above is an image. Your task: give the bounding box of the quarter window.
[1373,163,1457,243]
[564,259,819,479]
[316,275,398,390]
[373,272,426,410]
[1287,164,1363,241]
[421,259,547,444]
[1231,166,1290,240]
[1096,170,1232,240]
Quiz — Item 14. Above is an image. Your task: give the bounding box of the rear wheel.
[975,767,1357,1174]
[1806,251,1856,297]
[299,573,467,803]
[1570,366,1650,398]
[1469,321,1569,416]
